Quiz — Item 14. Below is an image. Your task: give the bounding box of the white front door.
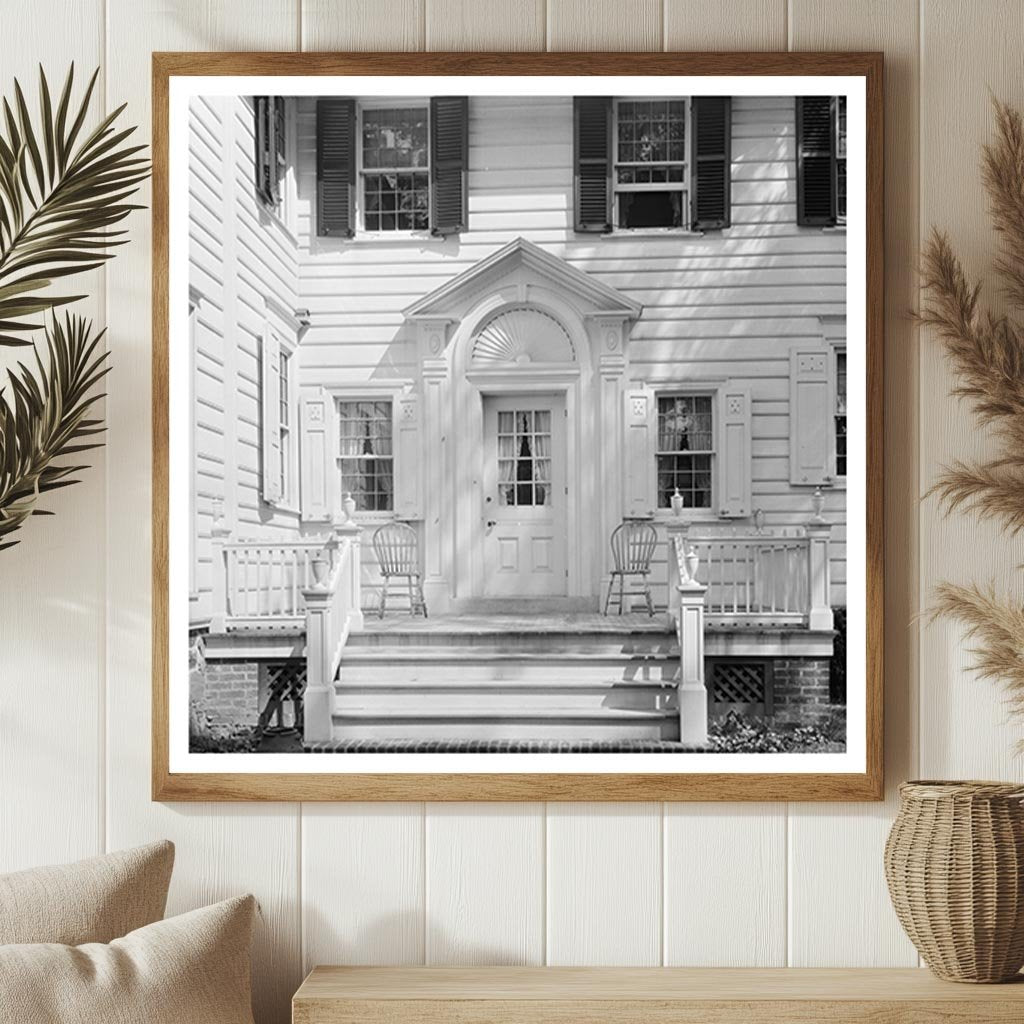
[481,394,567,597]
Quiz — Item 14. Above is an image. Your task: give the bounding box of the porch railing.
[667,521,833,630]
[210,534,340,631]
[302,523,363,744]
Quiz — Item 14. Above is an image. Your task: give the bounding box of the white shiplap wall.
[2,3,1021,1023]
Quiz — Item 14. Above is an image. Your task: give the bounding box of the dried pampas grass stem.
[920,99,1024,733]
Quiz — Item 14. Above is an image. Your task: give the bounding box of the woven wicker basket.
[885,780,1024,983]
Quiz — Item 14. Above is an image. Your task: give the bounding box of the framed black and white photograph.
[153,51,882,801]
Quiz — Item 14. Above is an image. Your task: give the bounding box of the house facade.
[186,91,848,747]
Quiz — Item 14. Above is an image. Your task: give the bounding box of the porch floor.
[356,612,672,635]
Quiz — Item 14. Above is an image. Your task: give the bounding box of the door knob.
[486,520,496,528]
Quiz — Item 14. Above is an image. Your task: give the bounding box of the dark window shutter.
[797,96,836,226]
[430,96,468,236]
[254,96,274,205]
[317,98,356,237]
[574,96,611,232]
[691,96,731,230]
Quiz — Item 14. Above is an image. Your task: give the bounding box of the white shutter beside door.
[789,346,831,486]
[394,393,422,518]
[719,382,752,518]
[300,388,337,523]
[624,388,654,518]
[259,329,282,505]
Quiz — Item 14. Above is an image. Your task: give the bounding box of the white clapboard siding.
[294,95,847,600]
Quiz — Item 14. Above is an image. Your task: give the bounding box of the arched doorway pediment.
[403,236,641,368]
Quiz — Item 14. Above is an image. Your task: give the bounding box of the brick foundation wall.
[202,659,261,728]
[771,657,835,725]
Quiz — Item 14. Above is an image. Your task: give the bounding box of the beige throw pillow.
[0,840,174,946]
[0,894,257,1024]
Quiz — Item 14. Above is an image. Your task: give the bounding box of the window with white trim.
[359,104,430,232]
[278,349,292,502]
[836,96,847,222]
[835,348,847,479]
[254,96,287,212]
[337,399,394,511]
[613,99,689,229]
[188,297,199,596]
[656,394,714,510]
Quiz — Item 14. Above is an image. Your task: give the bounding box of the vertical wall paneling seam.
[543,803,551,965]
[422,804,429,963]
[784,7,792,967]
[298,806,305,973]
[915,2,923,971]
[100,0,110,860]
[541,803,549,965]
[659,802,666,965]
[787,804,793,965]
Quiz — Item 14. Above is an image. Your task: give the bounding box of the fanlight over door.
[470,306,575,365]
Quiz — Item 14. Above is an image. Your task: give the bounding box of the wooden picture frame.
[153,51,883,801]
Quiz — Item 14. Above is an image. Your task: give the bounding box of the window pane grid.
[656,395,713,509]
[836,96,847,220]
[278,351,289,428]
[360,106,429,232]
[835,350,847,477]
[614,99,688,228]
[337,400,394,511]
[497,408,552,507]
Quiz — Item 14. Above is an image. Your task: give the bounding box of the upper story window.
[337,399,394,512]
[656,395,714,510]
[574,95,731,234]
[317,97,468,239]
[614,100,688,229]
[797,96,847,227]
[254,96,287,212]
[360,105,430,232]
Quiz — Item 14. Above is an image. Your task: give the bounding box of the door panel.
[482,394,567,596]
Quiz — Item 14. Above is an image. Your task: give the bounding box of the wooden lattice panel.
[708,659,773,717]
[259,661,307,734]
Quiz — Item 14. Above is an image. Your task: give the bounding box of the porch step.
[331,620,681,742]
[334,678,677,711]
[340,650,679,684]
[330,707,678,741]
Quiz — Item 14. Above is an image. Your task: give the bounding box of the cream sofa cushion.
[0,894,256,1024]
[0,840,174,946]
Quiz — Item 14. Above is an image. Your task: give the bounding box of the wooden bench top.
[293,966,1024,1023]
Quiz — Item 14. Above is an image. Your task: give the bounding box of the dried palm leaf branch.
[0,64,149,346]
[0,313,109,550]
[930,582,1024,735]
